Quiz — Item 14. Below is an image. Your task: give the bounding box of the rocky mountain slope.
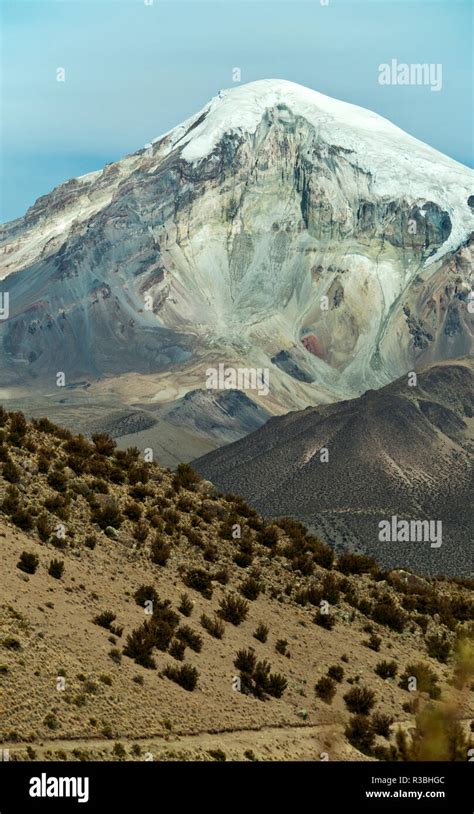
[0,409,472,761]
[195,359,474,577]
[0,80,472,448]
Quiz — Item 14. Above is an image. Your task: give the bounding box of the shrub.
[294,581,323,607]
[253,623,269,643]
[108,648,122,665]
[266,672,288,698]
[214,567,229,585]
[172,463,201,491]
[314,611,334,630]
[124,501,142,521]
[218,594,249,625]
[133,520,149,544]
[92,502,123,530]
[169,639,186,661]
[183,568,213,599]
[425,632,451,663]
[11,507,34,531]
[233,653,287,700]
[178,593,193,617]
[327,664,344,682]
[375,660,398,679]
[207,748,226,761]
[176,625,203,653]
[240,575,263,600]
[275,639,289,656]
[306,534,334,569]
[203,543,218,562]
[200,613,225,639]
[1,485,20,514]
[399,663,441,699]
[162,663,198,691]
[364,633,381,652]
[93,611,117,631]
[36,513,53,542]
[345,714,375,754]
[150,536,171,566]
[372,596,406,632]
[47,469,68,492]
[48,559,64,579]
[337,552,377,576]
[2,637,21,651]
[234,648,257,674]
[321,573,340,604]
[91,433,116,456]
[371,712,392,738]
[343,686,376,715]
[123,623,156,669]
[2,459,20,483]
[84,535,97,550]
[134,585,158,608]
[112,743,127,759]
[257,526,279,548]
[233,550,253,569]
[315,676,337,704]
[44,713,59,731]
[17,551,39,574]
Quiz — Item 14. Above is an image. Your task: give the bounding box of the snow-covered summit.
[158,79,473,261]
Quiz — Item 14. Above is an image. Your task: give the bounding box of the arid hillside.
[195,360,474,576]
[0,409,472,761]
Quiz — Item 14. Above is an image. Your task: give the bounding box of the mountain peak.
[155,79,472,263]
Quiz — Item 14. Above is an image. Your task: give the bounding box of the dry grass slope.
[0,408,472,762]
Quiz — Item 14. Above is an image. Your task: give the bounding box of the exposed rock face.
[194,359,474,576]
[0,80,472,420]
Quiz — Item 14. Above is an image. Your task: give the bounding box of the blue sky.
[1,0,472,222]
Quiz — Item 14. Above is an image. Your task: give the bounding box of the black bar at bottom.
[0,760,471,812]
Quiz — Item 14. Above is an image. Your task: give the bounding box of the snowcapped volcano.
[163,79,473,259]
[0,80,472,429]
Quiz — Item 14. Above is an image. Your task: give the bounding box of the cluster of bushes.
[278,518,334,573]
[162,663,199,691]
[337,552,378,576]
[345,711,392,755]
[234,648,287,700]
[294,573,340,608]
[124,594,204,670]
